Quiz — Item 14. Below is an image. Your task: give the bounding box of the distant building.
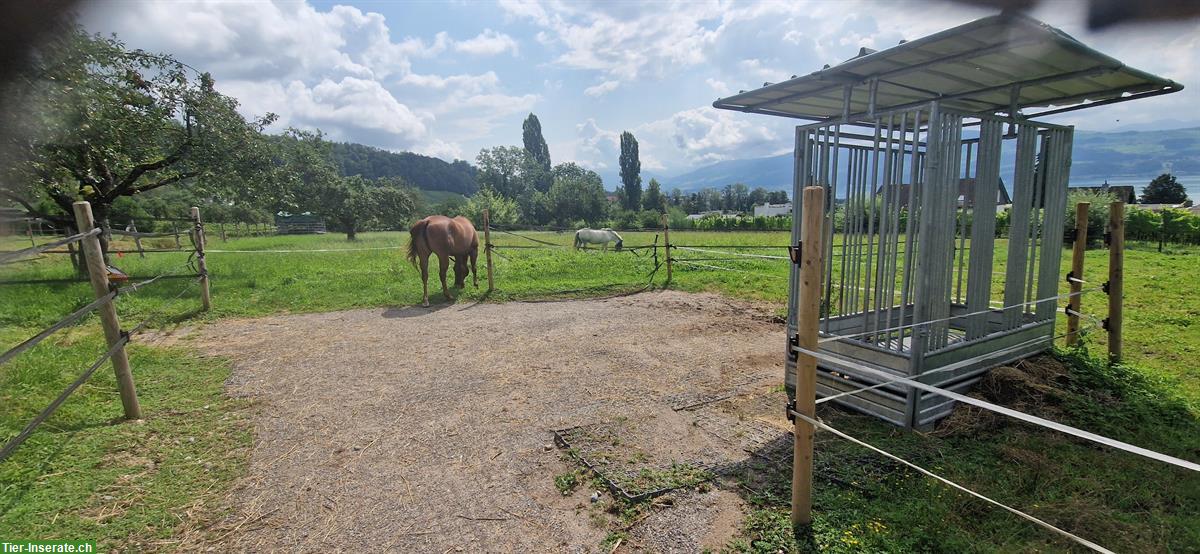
[1136,203,1188,212]
[753,202,792,217]
[1069,182,1136,204]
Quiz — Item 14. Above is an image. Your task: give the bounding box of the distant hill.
[667,155,792,192]
[664,127,1200,192]
[329,142,478,196]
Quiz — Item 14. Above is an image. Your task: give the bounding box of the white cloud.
[80,1,544,162]
[584,80,620,97]
[664,107,780,165]
[574,118,619,170]
[705,78,731,95]
[454,29,519,56]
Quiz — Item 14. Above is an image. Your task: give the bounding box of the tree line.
[0,27,424,253]
[440,115,789,230]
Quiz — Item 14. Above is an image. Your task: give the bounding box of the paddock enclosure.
[714,12,1181,428]
[169,291,790,552]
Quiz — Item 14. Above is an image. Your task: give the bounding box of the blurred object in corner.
[0,1,79,86]
[943,0,1200,29]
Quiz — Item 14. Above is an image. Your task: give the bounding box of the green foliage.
[1140,173,1188,204]
[643,178,667,213]
[554,471,580,495]
[431,195,468,218]
[0,27,277,234]
[327,142,476,195]
[1125,207,1162,241]
[666,206,690,229]
[548,163,608,226]
[522,113,553,193]
[994,208,1011,238]
[1063,190,1114,245]
[461,187,519,227]
[669,185,786,214]
[475,146,530,199]
[619,131,642,211]
[723,509,801,553]
[322,175,418,240]
[608,208,642,230]
[1162,208,1200,243]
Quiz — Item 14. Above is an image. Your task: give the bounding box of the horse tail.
[407,218,429,268]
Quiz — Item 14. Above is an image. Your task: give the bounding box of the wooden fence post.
[172,221,181,249]
[791,185,825,529]
[1066,202,1089,346]
[662,213,672,283]
[26,220,35,247]
[72,201,141,420]
[191,207,212,311]
[219,222,227,242]
[129,221,146,259]
[483,209,494,292]
[1107,201,1124,362]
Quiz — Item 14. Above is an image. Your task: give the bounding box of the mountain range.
[329,126,1200,200]
[663,126,1200,193]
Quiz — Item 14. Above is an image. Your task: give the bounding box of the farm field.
[0,230,1197,551]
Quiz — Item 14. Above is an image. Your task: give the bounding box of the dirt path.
[181,291,793,552]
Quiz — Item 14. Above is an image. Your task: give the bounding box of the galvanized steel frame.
[784,101,1074,428]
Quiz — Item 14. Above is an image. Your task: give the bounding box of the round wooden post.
[791,185,825,529]
[1066,202,1089,346]
[172,220,181,249]
[482,209,494,292]
[1107,201,1124,362]
[72,201,141,420]
[662,213,672,283]
[191,207,212,311]
[26,220,35,247]
[220,222,227,242]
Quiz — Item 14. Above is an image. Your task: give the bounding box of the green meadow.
[0,230,1196,552]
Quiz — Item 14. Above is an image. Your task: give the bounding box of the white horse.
[574,228,623,252]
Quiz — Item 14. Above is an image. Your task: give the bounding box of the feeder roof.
[712,12,1182,122]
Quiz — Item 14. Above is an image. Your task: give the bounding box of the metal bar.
[1035,128,1072,321]
[862,119,881,331]
[871,114,895,340]
[1003,124,1037,329]
[1024,133,1048,311]
[897,108,922,351]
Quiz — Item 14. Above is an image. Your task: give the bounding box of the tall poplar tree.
[619,131,641,211]
[522,113,552,193]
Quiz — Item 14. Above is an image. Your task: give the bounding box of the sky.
[81,0,1200,184]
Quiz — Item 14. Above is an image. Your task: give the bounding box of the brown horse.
[407,215,479,306]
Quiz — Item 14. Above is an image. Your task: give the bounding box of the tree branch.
[110,140,191,198]
[1,190,71,226]
[130,171,200,195]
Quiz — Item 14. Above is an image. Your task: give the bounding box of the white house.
[753,202,792,217]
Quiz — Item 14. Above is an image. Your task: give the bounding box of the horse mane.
[407,218,429,268]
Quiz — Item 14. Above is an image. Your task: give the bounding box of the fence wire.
[0,228,102,265]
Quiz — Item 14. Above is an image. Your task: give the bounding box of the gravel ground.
[177,291,792,552]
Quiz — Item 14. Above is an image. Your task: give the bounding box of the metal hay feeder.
[714,13,1182,428]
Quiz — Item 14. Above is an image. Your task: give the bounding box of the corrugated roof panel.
[714,13,1181,122]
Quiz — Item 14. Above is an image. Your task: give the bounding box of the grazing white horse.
[574,228,623,252]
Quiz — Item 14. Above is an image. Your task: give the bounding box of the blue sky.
[82,1,1200,185]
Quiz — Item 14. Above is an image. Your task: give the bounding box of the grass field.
[1,230,1197,551]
